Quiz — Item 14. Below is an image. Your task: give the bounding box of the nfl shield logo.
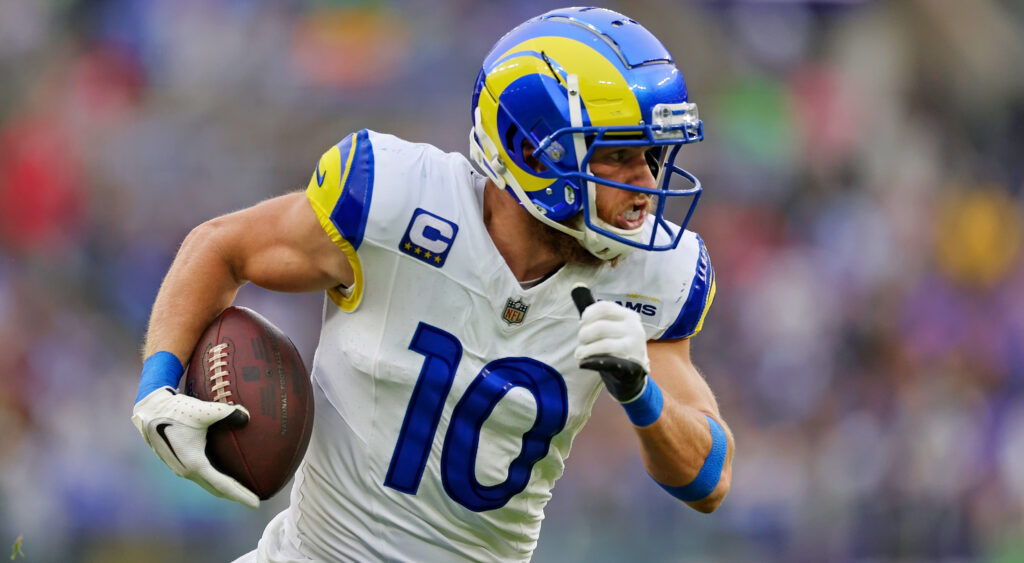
[502,298,529,325]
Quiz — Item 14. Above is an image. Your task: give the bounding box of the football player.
[131,7,734,561]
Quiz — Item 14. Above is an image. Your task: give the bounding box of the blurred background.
[2,0,1023,561]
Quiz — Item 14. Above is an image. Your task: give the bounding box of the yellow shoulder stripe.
[305,139,364,312]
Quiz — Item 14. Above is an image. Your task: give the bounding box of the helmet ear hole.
[505,126,519,158]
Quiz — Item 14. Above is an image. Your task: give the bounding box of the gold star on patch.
[434,255,441,263]
[403,242,412,250]
[424,251,432,259]
[414,247,422,255]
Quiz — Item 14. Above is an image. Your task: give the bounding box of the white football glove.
[131,387,259,508]
[575,299,651,402]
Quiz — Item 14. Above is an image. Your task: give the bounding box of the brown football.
[182,306,314,500]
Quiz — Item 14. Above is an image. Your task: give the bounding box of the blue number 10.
[384,322,568,512]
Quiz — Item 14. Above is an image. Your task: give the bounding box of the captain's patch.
[399,209,458,267]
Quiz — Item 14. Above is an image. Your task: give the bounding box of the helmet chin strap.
[469,108,507,186]
[471,107,587,243]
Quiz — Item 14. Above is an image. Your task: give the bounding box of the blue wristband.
[620,377,664,427]
[135,351,185,404]
[655,414,728,502]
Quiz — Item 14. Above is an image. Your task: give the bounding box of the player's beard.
[538,195,657,268]
[536,215,606,268]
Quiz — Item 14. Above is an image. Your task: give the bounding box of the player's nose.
[626,154,657,190]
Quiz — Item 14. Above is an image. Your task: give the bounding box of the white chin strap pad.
[470,108,507,187]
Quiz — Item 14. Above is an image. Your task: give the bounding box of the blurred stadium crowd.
[1,0,1023,561]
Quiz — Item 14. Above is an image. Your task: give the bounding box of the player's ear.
[521,140,547,173]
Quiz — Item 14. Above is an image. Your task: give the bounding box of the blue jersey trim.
[330,129,375,250]
[660,234,713,340]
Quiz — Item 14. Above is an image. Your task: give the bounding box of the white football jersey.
[245,130,715,562]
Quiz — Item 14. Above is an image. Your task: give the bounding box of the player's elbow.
[182,217,227,255]
[686,470,730,513]
[182,216,241,272]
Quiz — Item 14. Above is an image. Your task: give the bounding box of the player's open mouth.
[617,205,646,230]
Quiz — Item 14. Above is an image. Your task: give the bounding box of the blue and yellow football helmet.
[470,7,704,260]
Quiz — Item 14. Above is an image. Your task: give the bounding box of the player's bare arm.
[574,282,729,513]
[133,191,351,509]
[144,191,353,363]
[637,337,734,513]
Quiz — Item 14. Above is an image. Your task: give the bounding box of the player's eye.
[606,150,626,162]
[595,147,649,166]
